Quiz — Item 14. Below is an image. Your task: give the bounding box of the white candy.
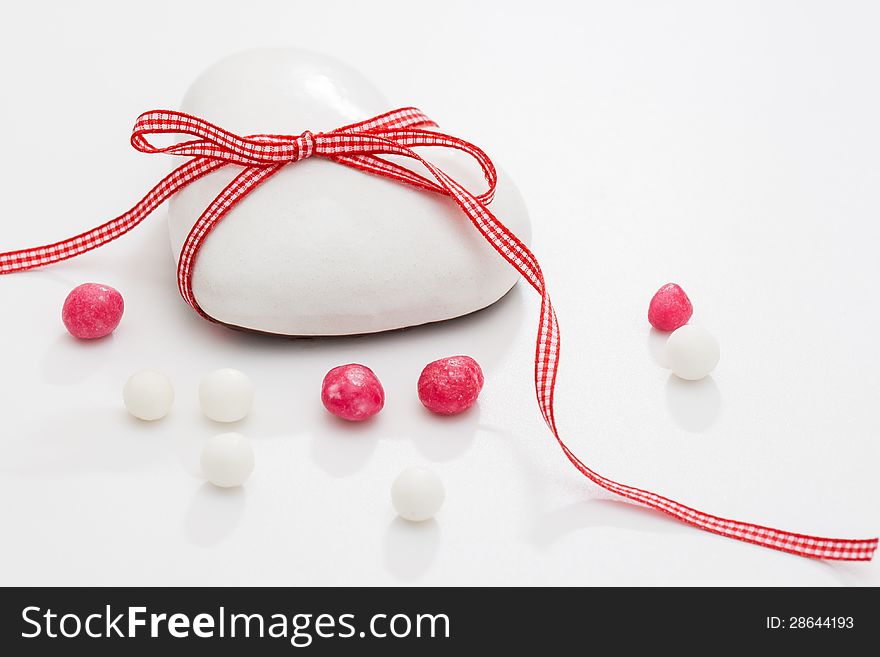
[665,325,720,381]
[199,368,254,422]
[201,433,255,488]
[391,467,445,522]
[122,370,175,421]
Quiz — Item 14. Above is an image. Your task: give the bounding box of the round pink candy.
[648,283,693,332]
[62,283,124,339]
[321,364,385,421]
[418,355,484,415]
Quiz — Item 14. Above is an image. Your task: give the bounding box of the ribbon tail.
[0,157,226,275]
[175,164,286,314]
[427,166,877,561]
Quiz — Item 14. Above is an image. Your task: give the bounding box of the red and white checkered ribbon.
[1,108,876,560]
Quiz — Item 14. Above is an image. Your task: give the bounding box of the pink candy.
[62,283,124,339]
[418,355,484,415]
[321,363,385,421]
[648,283,692,332]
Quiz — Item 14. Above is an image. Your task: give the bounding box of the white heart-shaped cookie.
[168,48,531,335]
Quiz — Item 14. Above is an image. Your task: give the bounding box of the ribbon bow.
[1,108,876,561]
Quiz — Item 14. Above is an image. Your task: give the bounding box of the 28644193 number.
[766,616,854,629]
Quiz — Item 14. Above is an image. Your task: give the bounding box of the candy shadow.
[665,374,722,433]
[184,482,247,548]
[382,516,441,582]
[309,413,380,477]
[410,403,480,462]
[645,327,669,368]
[40,332,116,386]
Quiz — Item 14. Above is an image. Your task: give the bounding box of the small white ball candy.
[201,432,255,488]
[391,466,445,522]
[123,370,175,421]
[199,368,254,422]
[665,325,720,381]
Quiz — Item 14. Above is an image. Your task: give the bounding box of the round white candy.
[199,368,254,422]
[665,325,720,381]
[391,466,445,522]
[123,370,175,421]
[201,432,255,488]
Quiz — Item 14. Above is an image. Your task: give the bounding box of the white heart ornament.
[168,48,532,336]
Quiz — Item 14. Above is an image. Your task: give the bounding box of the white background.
[0,0,877,586]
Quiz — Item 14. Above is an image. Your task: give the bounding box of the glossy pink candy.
[648,283,693,332]
[62,283,124,339]
[321,364,385,421]
[418,355,484,415]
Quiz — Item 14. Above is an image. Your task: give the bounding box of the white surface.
[0,0,878,586]
[170,48,531,335]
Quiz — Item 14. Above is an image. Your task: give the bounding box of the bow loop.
[128,108,497,203]
[131,110,316,166]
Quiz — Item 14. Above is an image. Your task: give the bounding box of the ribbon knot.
[0,107,876,561]
[293,130,316,161]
